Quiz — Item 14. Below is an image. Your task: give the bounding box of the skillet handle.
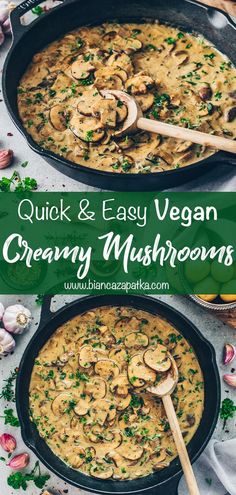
[10,0,64,43]
[38,293,54,328]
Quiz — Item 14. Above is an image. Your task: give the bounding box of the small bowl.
[188,294,236,312]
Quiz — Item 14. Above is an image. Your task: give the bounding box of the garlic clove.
[222,343,236,365]
[7,452,29,469]
[0,25,4,46]
[0,433,16,453]
[0,302,4,320]
[3,304,32,335]
[0,328,15,356]
[223,374,236,388]
[0,149,13,169]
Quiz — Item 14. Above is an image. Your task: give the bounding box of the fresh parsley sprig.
[220,398,236,428]
[0,369,18,402]
[7,460,50,490]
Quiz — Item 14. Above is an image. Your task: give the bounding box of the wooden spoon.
[101,89,236,154]
[147,353,200,495]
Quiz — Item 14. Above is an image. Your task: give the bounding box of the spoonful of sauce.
[101,89,236,154]
[143,345,200,495]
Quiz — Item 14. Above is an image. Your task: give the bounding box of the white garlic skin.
[0,328,15,355]
[0,302,4,320]
[3,304,31,335]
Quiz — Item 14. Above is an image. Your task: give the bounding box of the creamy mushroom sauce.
[29,306,204,480]
[18,22,236,174]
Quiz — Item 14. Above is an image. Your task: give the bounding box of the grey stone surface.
[0,294,236,495]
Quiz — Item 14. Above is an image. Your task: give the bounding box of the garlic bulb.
[3,304,31,334]
[0,328,15,355]
[0,1,14,45]
[0,302,4,320]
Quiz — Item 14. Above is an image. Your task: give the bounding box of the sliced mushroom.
[95,359,120,380]
[51,392,73,416]
[224,106,236,122]
[78,345,97,369]
[128,354,156,387]
[102,32,142,54]
[90,463,114,479]
[95,67,128,83]
[49,105,67,131]
[153,460,170,470]
[92,98,118,127]
[124,332,149,349]
[89,399,116,425]
[118,443,143,461]
[144,345,171,372]
[186,413,196,426]
[114,316,140,334]
[99,154,120,170]
[116,100,128,123]
[83,424,104,443]
[68,447,86,468]
[198,83,212,101]
[115,393,132,411]
[154,449,167,462]
[70,114,105,142]
[174,141,193,153]
[109,347,129,367]
[136,93,155,112]
[71,56,95,80]
[77,88,103,116]
[126,72,154,95]
[95,73,123,90]
[84,376,107,399]
[124,37,143,54]
[74,397,91,416]
[110,374,130,396]
[174,50,189,66]
[107,53,134,75]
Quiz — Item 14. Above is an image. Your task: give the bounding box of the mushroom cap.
[51,392,73,416]
[78,345,97,369]
[95,359,120,381]
[144,345,172,373]
[124,332,149,349]
[84,376,107,399]
[128,354,156,387]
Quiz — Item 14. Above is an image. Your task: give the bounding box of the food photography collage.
[1,0,236,495]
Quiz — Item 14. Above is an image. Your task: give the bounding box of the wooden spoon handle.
[162,394,200,495]
[137,117,236,154]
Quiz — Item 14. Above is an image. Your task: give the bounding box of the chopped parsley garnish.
[215,91,222,100]
[165,37,176,45]
[204,53,215,60]
[32,5,43,15]
[85,130,94,142]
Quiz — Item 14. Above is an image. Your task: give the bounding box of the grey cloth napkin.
[179,438,236,495]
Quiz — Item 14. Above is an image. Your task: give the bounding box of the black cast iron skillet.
[2,0,236,191]
[16,295,220,494]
